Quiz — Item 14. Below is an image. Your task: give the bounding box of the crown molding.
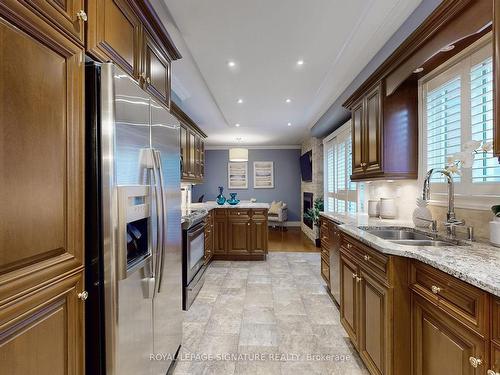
[205,145,302,150]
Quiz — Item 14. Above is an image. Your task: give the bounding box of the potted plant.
[303,197,324,247]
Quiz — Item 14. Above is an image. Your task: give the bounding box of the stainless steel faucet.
[422,168,471,239]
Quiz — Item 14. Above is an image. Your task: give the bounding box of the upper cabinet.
[86,0,181,109]
[344,0,495,180]
[171,102,207,183]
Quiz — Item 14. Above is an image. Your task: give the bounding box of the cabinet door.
[364,85,383,174]
[359,268,390,375]
[87,0,141,79]
[194,135,201,180]
[200,139,205,180]
[250,220,268,254]
[188,130,196,178]
[0,7,84,301]
[143,30,171,109]
[340,254,360,348]
[24,0,85,43]
[213,218,227,254]
[0,271,84,375]
[351,99,365,176]
[227,220,250,254]
[180,125,189,179]
[412,293,488,375]
[491,343,500,375]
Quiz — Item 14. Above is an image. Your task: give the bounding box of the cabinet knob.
[469,357,483,368]
[364,254,371,261]
[352,273,357,279]
[248,223,250,226]
[238,212,240,215]
[146,77,151,84]
[431,285,441,294]
[356,276,362,283]
[487,370,499,375]
[77,290,89,301]
[76,10,88,21]
[347,243,352,249]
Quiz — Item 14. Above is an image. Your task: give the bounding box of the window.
[420,36,499,205]
[324,121,358,213]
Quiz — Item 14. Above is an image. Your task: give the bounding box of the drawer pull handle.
[487,370,499,375]
[238,212,240,215]
[431,285,441,294]
[347,243,352,249]
[322,236,328,240]
[356,276,362,283]
[364,254,371,261]
[352,273,357,279]
[469,357,483,368]
[76,10,88,21]
[78,291,89,301]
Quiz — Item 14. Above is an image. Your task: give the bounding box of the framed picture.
[253,161,274,188]
[228,162,248,189]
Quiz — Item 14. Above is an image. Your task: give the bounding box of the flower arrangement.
[445,140,493,174]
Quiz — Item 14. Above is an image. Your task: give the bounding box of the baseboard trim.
[268,221,301,227]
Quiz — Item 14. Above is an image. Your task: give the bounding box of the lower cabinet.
[0,271,85,375]
[359,269,390,375]
[212,208,268,260]
[411,292,488,375]
[340,253,360,348]
[204,211,214,264]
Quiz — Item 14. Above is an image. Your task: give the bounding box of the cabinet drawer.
[320,220,330,246]
[341,235,388,279]
[251,209,267,219]
[214,209,227,217]
[410,261,489,335]
[321,245,330,263]
[321,257,330,283]
[493,297,500,345]
[228,209,250,219]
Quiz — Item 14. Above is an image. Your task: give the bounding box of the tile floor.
[173,252,369,375]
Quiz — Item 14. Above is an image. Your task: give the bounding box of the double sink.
[365,228,460,247]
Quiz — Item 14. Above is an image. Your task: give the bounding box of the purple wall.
[192,149,302,222]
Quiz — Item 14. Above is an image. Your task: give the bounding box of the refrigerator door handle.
[154,150,167,293]
[152,149,165,295]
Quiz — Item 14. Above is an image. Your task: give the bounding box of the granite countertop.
[320,211,500,297]
[187,201,270,210]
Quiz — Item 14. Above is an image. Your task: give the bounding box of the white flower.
[480,141,493,152]
[446,164,461,175]
[461,152,475,168]
[463,140,482,152]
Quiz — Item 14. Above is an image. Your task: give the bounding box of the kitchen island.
[183,202,270,261]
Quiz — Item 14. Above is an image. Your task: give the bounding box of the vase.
[491,218,500,247]
[412,198,433,228]
[216,186,226,205]
[227,193,240,205]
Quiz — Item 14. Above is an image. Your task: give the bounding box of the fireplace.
[303,192,313,229]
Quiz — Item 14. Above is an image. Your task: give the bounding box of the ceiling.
[164,0,422,146]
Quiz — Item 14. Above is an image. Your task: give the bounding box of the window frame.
[323,120,359,213]
[418,33,499,210]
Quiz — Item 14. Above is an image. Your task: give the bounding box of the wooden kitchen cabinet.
[0,271,85,375]
[143,29,171,109]
[87,0,142,79]
[411,292,489,375]
[0,3,86,373]
[349,84,383,179]
[204,211,214,264]
[24,0,85,44]
[172,103,207,183]
[212,208,268,260]
[340,253,360,348]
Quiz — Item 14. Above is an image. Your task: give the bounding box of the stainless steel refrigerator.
[85,62,183,375]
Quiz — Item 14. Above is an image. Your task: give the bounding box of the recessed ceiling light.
[237,98,243,104]
[235,123,240,127]
[285,98,291,103]
[440,45,455,52]
[227,60,236,68]
[287,122,292,126]
[413,67,424,73]
[297,59,304,66]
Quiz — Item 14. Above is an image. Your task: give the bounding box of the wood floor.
[268,226,319,252]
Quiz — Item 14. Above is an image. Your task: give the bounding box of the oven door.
[186,221,205,283]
